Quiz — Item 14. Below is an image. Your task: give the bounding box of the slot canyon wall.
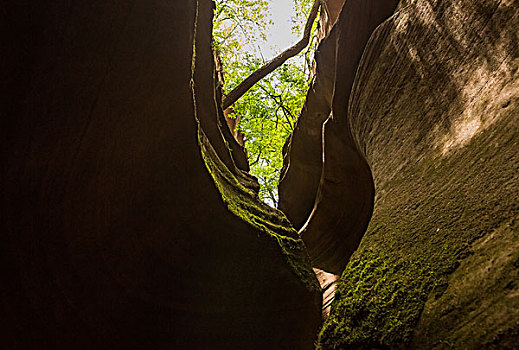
[280,0,518,348]
[1,1,321,348]
[1,0,518,349]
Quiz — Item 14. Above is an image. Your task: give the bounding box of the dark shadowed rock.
[3,0,518,347]
[1,1,321,348]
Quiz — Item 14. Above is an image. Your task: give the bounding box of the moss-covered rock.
[198,126,320,292]
[316,0,519,348]
[1,0,322,348]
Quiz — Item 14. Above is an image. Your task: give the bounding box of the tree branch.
[221,0,321,110]
[257,84,295,131]
[250,146,263,166]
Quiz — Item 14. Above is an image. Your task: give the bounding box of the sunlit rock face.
[280,0,518,348]
[318,0,347,39]
[279,0,400,275]
[1,1,321,348]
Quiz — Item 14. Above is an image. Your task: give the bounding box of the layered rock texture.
[280,0,519,348]
[1,1,321,348]
[2,0,518,348]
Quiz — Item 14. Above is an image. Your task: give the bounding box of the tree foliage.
[214,0,316,206]
[213,0,271,62]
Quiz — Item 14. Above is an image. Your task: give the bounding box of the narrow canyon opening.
[213,0,397,319]
[3,0,518,348]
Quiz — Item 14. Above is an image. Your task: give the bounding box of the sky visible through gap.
[215,0,315,207]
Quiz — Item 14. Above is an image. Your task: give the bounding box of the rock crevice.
[2,0,518,348]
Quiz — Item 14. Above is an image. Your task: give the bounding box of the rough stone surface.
[1,1,321,348]
[3,0,518,348]
[311,0,519,348]
[280,0,400,275]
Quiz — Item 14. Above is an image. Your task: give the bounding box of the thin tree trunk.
[221,0,321,110]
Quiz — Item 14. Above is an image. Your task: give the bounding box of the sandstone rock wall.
[279,0,400,275]
[3,0,518,348]
[297,0,519,348]
[1,1,320,348]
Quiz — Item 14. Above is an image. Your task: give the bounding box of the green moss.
[190,0,316,292]
[318,115,518,348]
[317,249,441,349]
[197,126,320,292]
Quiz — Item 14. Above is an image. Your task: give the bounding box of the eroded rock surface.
[3,0,518,348]
[293,0,519,348]
[279,0,400,275]
[1,1,321,348]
